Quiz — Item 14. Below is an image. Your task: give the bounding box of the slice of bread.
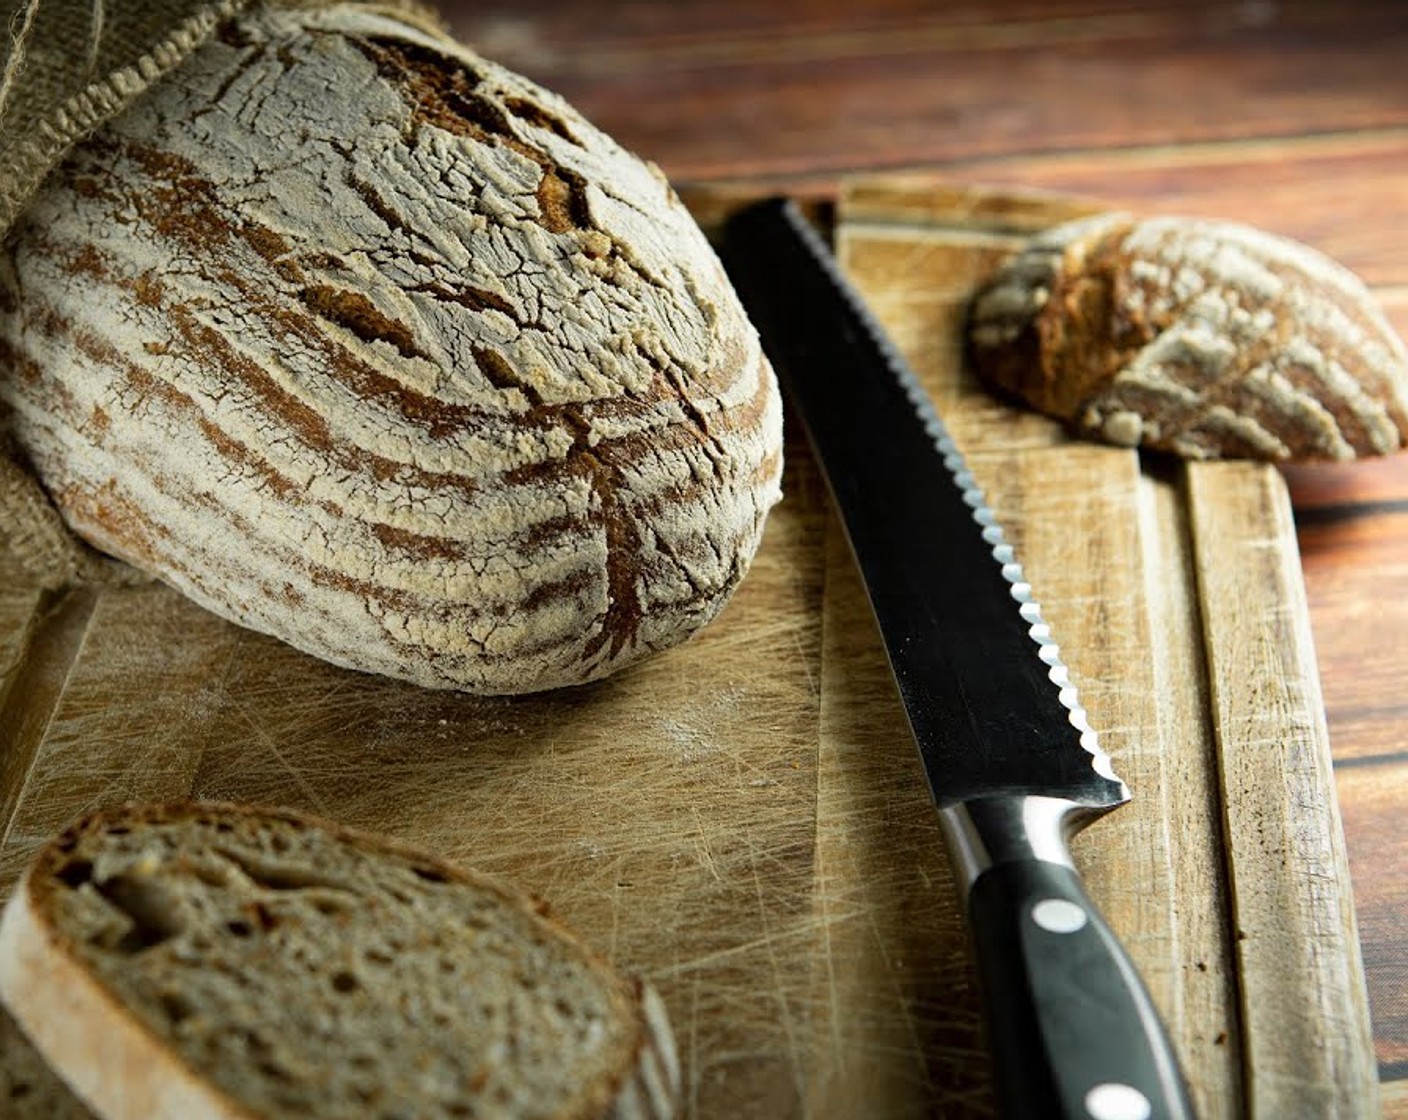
[0,802,678,1120]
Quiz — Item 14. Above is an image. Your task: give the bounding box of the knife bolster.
[939,795,1108,892]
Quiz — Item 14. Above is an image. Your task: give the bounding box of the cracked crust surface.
[0,801,680,1120]
[0,5,783,692]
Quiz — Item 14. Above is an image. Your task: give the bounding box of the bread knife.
[721,198,1195,1120]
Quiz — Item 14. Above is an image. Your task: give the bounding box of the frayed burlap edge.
[0,2,248,236]
[0,0,449,590]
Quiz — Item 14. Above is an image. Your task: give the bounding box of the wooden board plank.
[1285,455,1408,511]
[1291,504,1408,765]
[1137,463,1244,1116]
[1186,462,1378,1115]
[454,0,1348,58]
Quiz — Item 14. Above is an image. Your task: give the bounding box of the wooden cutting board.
[0,179,1379,1118]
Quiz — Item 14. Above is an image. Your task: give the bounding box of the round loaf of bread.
[0,6,782,693]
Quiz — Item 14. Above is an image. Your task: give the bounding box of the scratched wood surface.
[445,2,1408,1109]
[0,426,830,1118]
[0,182,1378,1117]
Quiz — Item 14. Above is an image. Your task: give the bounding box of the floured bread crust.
[0,6,783,692]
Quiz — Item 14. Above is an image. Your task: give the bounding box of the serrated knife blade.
[721,198,1194,1120]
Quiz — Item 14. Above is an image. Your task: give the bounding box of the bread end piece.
[968,212,1408,461]
[966,212,1138,424]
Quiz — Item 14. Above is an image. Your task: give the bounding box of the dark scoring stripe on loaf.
[101,130,763,463]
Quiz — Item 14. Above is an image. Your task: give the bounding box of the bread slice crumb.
[0,802,679,1120]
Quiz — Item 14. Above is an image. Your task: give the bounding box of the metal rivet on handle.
[1031,898,1088,933]
[1085,1082,1152,1120]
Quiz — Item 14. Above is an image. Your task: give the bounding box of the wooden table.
[434,0,1408,1111]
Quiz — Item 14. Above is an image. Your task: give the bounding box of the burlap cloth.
[0,0,440,589]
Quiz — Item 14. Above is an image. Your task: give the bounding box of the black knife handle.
[968,859,1195,1120]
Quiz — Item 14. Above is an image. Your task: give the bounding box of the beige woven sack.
[0,0,438,588]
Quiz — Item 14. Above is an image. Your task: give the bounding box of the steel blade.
[722,198,1127,811]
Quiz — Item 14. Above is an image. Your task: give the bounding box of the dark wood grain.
[1337,762,1408,1073]
[435,0,1408,1101]
[928,135,1408,290]
[449,2,1408,182]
